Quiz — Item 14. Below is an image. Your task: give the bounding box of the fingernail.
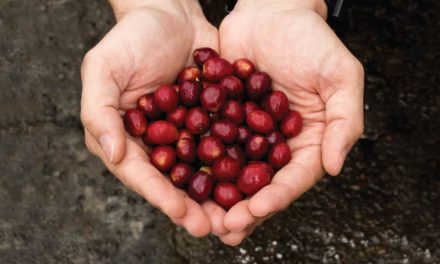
[100,135,114,163]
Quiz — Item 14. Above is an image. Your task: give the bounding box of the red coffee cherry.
[197,136,226,165]
[188,171,214,203]
[123,108,147,136]
[146,121,178,145]
[193,47,219,66]
[212,156,241,182]
[153,84,180,113]
[214,182,243,210]
[246,71,272,101]
[246,110,275,135]
[280,110,302,138]
[150,145,176,173]
[237,163,271,195]
[184,107,210,135]
[233,58,255,80]
[202,57,234,82]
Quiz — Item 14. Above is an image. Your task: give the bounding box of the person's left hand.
[203,0,364,245]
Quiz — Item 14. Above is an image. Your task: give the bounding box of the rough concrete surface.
[0,0,438,263]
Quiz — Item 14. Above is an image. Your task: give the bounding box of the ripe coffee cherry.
[233,58,255,80]
[214,182,243,210]
[153,84,180,113]
[266,131,285,145]
[247,110,274,134]
[193,47,219,66]
[221,100,245,125]
[246,71,272,101]
[246,135,269,160]
[202,57,234,82]
[237,126,252,145]
[167,106,187,128]
[170,162,194,188]
[137,93,163,120]
[212,156,241,182]
[146,121,178,144]
[123,109,147,136]
[184,107,210,134]
[226,144,246,167]
[268,142,292,169]
[151,145,176,173]
[237,163,271,195]
[280,110,302,138]
[263,91,289,121]
[243,101,260,117]
[188,171,214,203]
[200,84,226,112]
[197,136,226,165]
[176,138,197,163]
[179,81,201,107]
[210,119,239,144]
[177,66,201,84]
[220,76,244,100]
[249,161,275,177]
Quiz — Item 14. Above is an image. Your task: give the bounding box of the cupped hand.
[80,0,218,237]
[207,0,364,245]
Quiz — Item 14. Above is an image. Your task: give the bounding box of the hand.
[207,0,364,245]
[80,0,218,237]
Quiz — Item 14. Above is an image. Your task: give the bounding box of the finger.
[85,130,186,218]
[321,57,364,175]
[219,214,270,246]
[201,201,229,236]
[219,229,251,246]
[223,200,256,233]
[80,49,126,164]
[171,196,211,237]
[248,146,323,217]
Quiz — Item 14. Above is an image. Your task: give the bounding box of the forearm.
[108,0,205,21]
[235,0,327,19]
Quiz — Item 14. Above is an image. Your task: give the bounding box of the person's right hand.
[80,0,218,237]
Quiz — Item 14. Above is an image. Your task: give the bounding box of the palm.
[208,5,364,245]
[99,9,218,110]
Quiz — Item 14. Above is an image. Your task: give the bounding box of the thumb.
[80,49,126,163]
[321,57,364,176]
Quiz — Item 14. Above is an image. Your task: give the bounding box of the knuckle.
[82,48,99,67]
[84,133,96,154]
[351,120,364,139]
[352,58,365,79]
[80,108,94,129]
[356,122,365,138]
[81,48,105,76]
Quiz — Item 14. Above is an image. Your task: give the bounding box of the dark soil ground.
[0,0,438,263]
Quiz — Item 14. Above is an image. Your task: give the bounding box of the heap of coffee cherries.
[123,48,302,210]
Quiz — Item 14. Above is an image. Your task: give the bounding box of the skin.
[80,0,364,245]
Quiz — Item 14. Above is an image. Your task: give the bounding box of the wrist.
[235,0,327,19]
[109,0,204,21]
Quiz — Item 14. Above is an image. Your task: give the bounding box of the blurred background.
[0,0,438,263]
